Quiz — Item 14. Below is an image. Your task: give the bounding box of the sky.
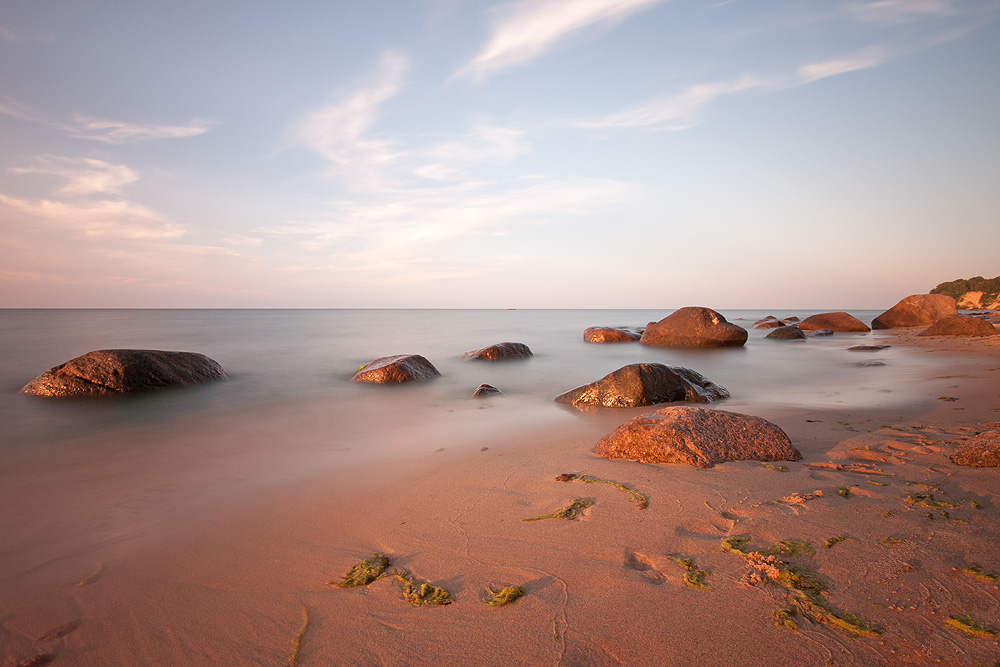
[1,0,998,309]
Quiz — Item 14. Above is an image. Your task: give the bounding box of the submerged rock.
[848,345,891,351]
[594,406,800,468]
[871,294,957,329]
[766,325,806,340]
[583,327,641,343]
[555,363,729,409]
[351,355,440,383]
[461,342,532,361]
[857,360,886,367]
[781,316,800,325]
[799,312,870,332]
[804,329,833,337]
[640,307,748,348]
[473,383,503,397]
[950,429,1000,467]
[918,314,999,337]
[752,316,783,329]
[20,349,229,397]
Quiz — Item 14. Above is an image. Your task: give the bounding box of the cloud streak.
[844,0,955,25]
[10,156,139,195]
[456,0,668,80]
[0,194,185,239]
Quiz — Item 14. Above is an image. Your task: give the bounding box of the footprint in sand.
[675,516,734,539]
[623,551,666,585]
[37,620,81,642]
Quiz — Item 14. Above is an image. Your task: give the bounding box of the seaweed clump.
[392,570,454,606]
[823,536,857,550]
[556,473,648,509]
[287,607,309,667]
[482,584,525,607]
[721,536,882,637]
[523,498,593,521]
[331,553,391,588]
[666,555,710,589]
[961,565,999,582]
[945,613,997,638]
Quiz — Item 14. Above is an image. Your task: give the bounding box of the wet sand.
[2,329,999,666]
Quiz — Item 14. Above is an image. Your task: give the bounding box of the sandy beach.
[2,329,999,667]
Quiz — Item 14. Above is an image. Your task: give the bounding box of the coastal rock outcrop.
[766,325,806,340]
[583,327,641,343]
[594,406,800,468]
[752,316,783,329]
[461,342,532,361]
[473,383,503,397]
[351,355,440,383]
[917,314,999,337]
[554,363,729,409]
[640,307,748,348]
[950,428,1000,467]
[871,294,958,329]
[799,312,870,332]
[20,349,229,397]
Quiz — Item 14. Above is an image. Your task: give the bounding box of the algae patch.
[287,606,309,667]
[557,473,648,509]
[945,613,997,638]
[666,554,710,589]
[482,584,525,607]
[823,536,857,550]
[331,553,391,588]
[523,498,593,521]
[961,565,999,582]
[392,570,454,606]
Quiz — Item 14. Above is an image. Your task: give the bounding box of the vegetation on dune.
[523,498,593,521]
[945,613,997,638]
[392,570,454,606]
[331,553,391,588]
[931,275,1000,307]
[482,584,525,607]
[721,536,882,637]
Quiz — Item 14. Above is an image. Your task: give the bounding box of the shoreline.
[2,331,999,665]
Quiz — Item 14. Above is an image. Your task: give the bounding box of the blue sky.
[1,0,998,308]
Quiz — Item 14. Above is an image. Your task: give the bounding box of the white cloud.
[844,0,954,24]
[796,49,888,84]
[67,114,212,144]
[0,194,184,239]
[10,156,139,195]
[456,0,668,80]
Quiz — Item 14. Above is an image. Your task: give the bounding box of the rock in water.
[472,383,503,397]
[752,316,783,329]
[918,314,999,337]
[640,307,748,348]
[351,355,440,383]
[594,406,800,468]
[20,349,229,397]
[583,327,641,343]
[798,312,870,332]
[555,363,729,409]
[766,325,807,340]
[871,294,957,329]
[461,342,532,361]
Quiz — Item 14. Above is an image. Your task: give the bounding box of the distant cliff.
[931,276,1000,310]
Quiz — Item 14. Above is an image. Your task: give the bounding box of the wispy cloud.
[579,48,888,130]
[10,156,139,195]
[456,0,668,80]
[844,0,954,24]
[0,194,184,239]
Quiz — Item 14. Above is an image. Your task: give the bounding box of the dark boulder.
[20,349,229,397]
[583,327,641,343]
[871,294,957,329]
[594,406,800,468]
[799,312,870,332]
[351,355,440,383]
[461,342,532,361]
[640,307,748,348]
[555,363,729,409]
[950,429,1000,467]
[473,383,503,397]
[752,316,783,329]
[766,325,806,340]
[918,314,999,337]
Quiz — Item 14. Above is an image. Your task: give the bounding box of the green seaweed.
[759,463,789,472]
[945,613,997,638]
[721,537,881,637]
[558,474,648,509]
[331,553,391,588]
[523,498,593,521]
[865,480,887,486]
[482,584,525,607]
[823,536,857,550]
[766,540,815,557]
[666,554,710,589]
[962,565,999,582]
[881,537,907,545]
[392,570,454,606]
[288,607,309,667]
[838,486,853,498]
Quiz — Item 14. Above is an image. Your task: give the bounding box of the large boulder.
[461,342,532,361]
[351,355,440,383]
[798,312,870,332]
[766,325,806,340]
[918,315,999,337]
[871,294,957,329]
[20,349,229,397]
[584,327,641,343]
[554,363,729,409]
[950,429,1000,467]
[594,406,800,468]
[640,307,748,348]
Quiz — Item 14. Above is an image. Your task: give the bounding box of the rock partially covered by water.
[766,325,806,340]
[20,349,229,397]
[583,327,641,343]
[555,363,729,409]
[640,307,748,348]
[473,383,503,397]
[950,429,1000,467]
[799,312,870,332]
[871,294,957,329]
[461,342,532,361]
[848,345,891,351]
[351,355,440,383]
[594,406,800,468]
[752,316,783,329]
[918,314,999,337]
